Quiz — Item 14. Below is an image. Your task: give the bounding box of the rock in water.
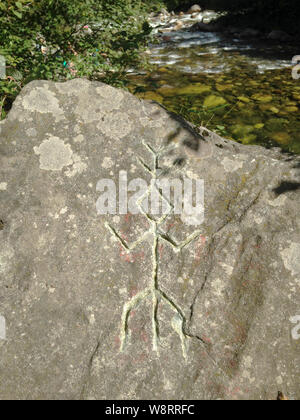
[173,21,184,31]
[240,28,261,38]
[0,79,300,400]
[188,5,202,14]
[190,21,221,32]
[267,30,292,42]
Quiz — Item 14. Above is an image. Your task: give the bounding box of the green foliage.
[0,0,155,118]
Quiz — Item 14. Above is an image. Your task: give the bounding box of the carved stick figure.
[106,141,202,358]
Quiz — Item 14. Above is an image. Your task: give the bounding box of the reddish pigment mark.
[202,336,212,344]
[134,251,145,260]
[114,335,122,351]
[159,244,164,259]
[167,222,176,231]
[124,213,131,224]
[140,329,149,344]
[119,246,135,263]
[129,288,138,298]
[135,352,147,364]
[227,386,242,399]
[120,232,128,242]
[226,383,250,399]
[195,235,207,261]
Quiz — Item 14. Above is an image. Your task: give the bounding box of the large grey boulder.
[0,79,299,400]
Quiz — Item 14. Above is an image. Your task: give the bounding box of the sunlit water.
[127,12,300,154]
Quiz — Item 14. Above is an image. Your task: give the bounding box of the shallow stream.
[127,11,300,154]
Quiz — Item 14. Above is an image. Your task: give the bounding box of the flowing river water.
[126,11,300,154]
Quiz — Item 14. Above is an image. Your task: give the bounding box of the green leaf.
[12,10,22,19]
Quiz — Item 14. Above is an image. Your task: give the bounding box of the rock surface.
[267,30,292,42]
[190,21,222,32]
[0,79,299,400]
[188,5,202,14]
[240,28,261,38]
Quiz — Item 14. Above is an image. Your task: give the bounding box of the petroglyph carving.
[106,142,202,357]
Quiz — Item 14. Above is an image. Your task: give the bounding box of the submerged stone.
[203,94,227,108]
[251,94,273,103]
[231,124,254,137]
[271,132,291,145]
[176,83,211,96]
[142,91,164,103]
[237,96,251,103]
[240,133,257,144]
[285,106,299,113]
[216,83,233,92]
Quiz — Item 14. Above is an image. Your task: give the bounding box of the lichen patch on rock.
[34,136,73,171]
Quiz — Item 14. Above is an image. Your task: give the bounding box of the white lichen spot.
[181,211,204,227]
[242,370,255,383]
[222,157,244,172]
[280,242,300,277]
[89,314,96,326]
[67,214,75,223]
[0,182,7,191]
[163,379,172,391]
[140,111,168,129]
[253,213,264,225]
[119,288,127,296]
[239,154,249,161]
[211,278,224,297]
[244,356,253,369]
[268,195,287,207]
[73,84,123,123]
[26,128,37,137]
[97,112,132,140]
[96,85,124,110]
[57,79,91,95]
[74,134,84,143]
[34,136,86,176]
[171,313,187,359]
[34,137,73,171]
[65,153,87,177]
[186,170,199,180]
[204,300,210,309]
[102,157,113,169]
[220,262,234,276]
[130,164,137,174]
[0,245,15,274]
[22,87,64,121]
